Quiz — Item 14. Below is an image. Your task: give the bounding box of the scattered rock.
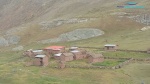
[0,37,9,46]
[59,28,104,41]
[39,38,60,44]
[6,35,20,45]
[39,18,96,29]
[12,45,24,51]
[5,27,27,35]
[38,28,104,44]
[140,26,150,31]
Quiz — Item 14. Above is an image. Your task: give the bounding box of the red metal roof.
[44,46,65,50]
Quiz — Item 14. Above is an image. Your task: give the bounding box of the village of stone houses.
[23,44,150,69]
[0,0,150,84]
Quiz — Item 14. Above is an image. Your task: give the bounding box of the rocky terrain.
[39,28,104,44]
[0,0,149,47]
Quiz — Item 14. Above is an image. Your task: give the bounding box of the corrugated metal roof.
[70,50,80,53]
[32,50,43,53]
[54,53,62,56]
[70,47,78,49]
[104,44,116,47]
[35,55,46,58]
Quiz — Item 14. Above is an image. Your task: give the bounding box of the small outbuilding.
[88,53,104,63]
[54,53,74,62]
[104,44,118,51]
[23,49,44,58]
[33,55,49,66]
[32,50,44,55]
[71,50,85,60]
[69,47,78,51]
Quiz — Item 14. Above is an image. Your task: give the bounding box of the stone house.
[23,49,44,58]
[104,44,118,51]
[43,46,65,58]
[69,47,78,51]
[88,53,104,63]
[54,53,74,62]
[71,50,85,60]
[33,55,49,66]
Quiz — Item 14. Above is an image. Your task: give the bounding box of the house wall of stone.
[33,58,42,66]
[33,57,49,66]
[73,52,84,60]
[60,55,74,62]
[54,56,61,60]
[58,61,65,69]
[88,57,104,63]
[65,56,74,61]
[104,46,117,51]
[42,56,49,66]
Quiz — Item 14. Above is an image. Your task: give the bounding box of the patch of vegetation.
[102,51,150,59]
[92,59,126,67]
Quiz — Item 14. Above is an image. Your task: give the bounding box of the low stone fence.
[116,49,147,53]
[65,65,111,69]
[112,58,133,69]
[77,46,104,50]
[104,57,130,60]
[72,46,149,54]
[132,58,150,62]
[50,57,150,69]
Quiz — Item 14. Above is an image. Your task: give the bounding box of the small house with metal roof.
[104,44,118,51]
[71,50,85,60]
[54,53,74,62]
[33,55,49,66]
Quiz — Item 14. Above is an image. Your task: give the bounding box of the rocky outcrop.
[59,28,104,41]
[0,35,20,47]
[128,14,150,25]
[39,28,104,44]
[140,26,150,31]
[6,35,20,45]
[39,18,96,29]
[111,12,150,25]
[12,45,24,51]
[0,37,9,46]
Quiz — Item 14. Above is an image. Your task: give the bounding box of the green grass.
[0,3,150,84]
[92,59,126,67]
[102,51,150,59]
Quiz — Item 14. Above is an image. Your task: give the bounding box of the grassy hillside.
[0,0,150,84]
